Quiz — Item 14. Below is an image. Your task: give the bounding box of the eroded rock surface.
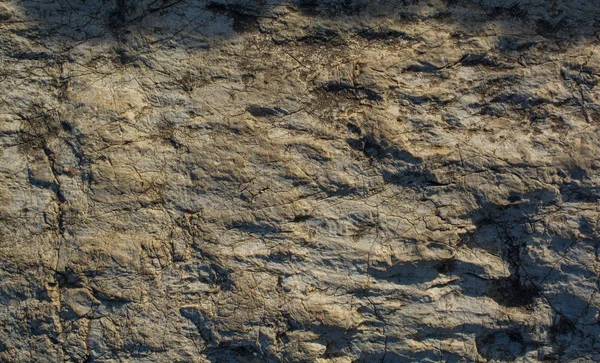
[0,0,599,361]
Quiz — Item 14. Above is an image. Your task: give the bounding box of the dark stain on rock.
[247,105,281,117]
[206,2,260,33]
[476,329,526,361]
[487,276,540,308]
[320,81,383,101]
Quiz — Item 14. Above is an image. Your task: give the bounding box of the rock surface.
[0,0,599,361]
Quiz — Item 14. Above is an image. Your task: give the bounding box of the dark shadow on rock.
[320,81,383,102]
[246,105,286,118]
[343,128,446,190]
[9,0,599,60]
[381,165,448,189]
[347,133,420,163]
[485,276,540,308]
[454,189,561,310]
[548,314,583,356]
[459,180,600,332]
[476,328,527,362]
[408,322,538,362]
[207,343,270,363]
[464,188,560,274]
[205,1,264,33]
[560,182,599,203]
[546,291,599,322]
[431,258,541,309]
[368,258,443,284]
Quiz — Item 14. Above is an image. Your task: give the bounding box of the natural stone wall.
[0,0,599,361]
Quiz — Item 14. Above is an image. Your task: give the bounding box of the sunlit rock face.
[0,0,599,361]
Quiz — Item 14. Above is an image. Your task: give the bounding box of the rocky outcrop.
[0,0,599,361]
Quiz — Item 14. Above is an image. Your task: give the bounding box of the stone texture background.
[0,0,599,361]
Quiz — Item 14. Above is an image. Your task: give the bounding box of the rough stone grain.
[0,0,599,362]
